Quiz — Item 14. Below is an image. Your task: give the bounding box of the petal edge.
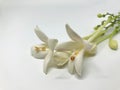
[74,49,85,76]
[34,26,48,43]
[66,24,83,42]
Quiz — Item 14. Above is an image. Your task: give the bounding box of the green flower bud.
[101,20,105,25]
[94,25,100,30]
[108,16,113,21]
[97,13,103,18]
[109,39,118,50]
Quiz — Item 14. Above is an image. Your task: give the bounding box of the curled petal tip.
[34,26,48,43]
[65,24,83,42]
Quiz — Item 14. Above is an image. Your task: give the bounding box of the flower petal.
[53,52,69,66]
[31,44,49,59]
[43,50,53,74]
[55,41,84,51]
[74,49,85,76]
[34,26,48,43]
[68,59,75,74]
[47,39,58,51]
[66,24,83,42]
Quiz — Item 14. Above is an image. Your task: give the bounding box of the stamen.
[70,50,80,61]
[35,46,40,53]
[41,47,46,51]
[70,56,75,61]
[35,46,46,53]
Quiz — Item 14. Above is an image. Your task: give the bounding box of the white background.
[0,0,120,90]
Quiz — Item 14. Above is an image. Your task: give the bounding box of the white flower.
[31,26,49,59]
[31,44,49,59]
[31,26,58,74]
[55,24,97,75]
[31,25,97,76]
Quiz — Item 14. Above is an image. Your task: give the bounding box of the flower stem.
[83,31,96,40]
[95,27,120,45]
[88,17,112,42]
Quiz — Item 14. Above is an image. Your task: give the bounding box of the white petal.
[47,39,58,51]
[74,49,85,76]
[53,52,69,66]
[68,60,75,74]
[55,41,83,51]
[34,26,48,43]
[43,50,53,74]
[66,24,83,42]
[31,45,49,59]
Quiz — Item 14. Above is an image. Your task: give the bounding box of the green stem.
[88,18,112,42]
[95,34,110,45]
[96,27,120,45]
[109,27,119,40]
[83,32,96,40]
[83,28,107,40]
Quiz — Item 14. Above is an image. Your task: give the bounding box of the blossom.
[55,24,96,75]
[31,26,58,74]
[31,26,49,59]
[31,44,49,59]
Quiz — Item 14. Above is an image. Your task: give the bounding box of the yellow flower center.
[70,56,75,61]
[35,46,46,53]
[70,50,79,61]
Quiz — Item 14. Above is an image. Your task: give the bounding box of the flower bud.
[94,25,100,30]
[97,13,103,18]
[109,39,118,50]
[108,16,112,21]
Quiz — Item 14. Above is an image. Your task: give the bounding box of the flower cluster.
[31,12,120,76]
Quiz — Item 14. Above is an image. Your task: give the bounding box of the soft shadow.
[74,57,107,79]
